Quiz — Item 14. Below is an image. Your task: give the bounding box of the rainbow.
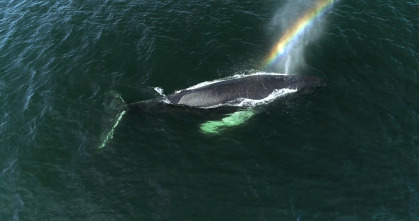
[263,0,335,69]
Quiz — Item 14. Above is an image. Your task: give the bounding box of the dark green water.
[1,0,418,220]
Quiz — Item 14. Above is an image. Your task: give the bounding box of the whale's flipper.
[98,91,127,149]
[98,110,126,149]
[200,110,255,134]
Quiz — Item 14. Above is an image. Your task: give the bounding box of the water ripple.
[0,0,418,220]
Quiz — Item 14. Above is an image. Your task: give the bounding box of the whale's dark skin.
[126,74,323,112]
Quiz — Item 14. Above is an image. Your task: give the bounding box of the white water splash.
[203,87,298,109]
[154,87,165,96]
[180,71,288,92]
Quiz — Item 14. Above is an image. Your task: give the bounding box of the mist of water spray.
[285,55,291,74]
[263,0,335,73]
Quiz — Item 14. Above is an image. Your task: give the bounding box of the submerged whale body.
[126,74,323,111]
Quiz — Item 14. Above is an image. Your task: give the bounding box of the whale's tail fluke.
[98,91,127,149]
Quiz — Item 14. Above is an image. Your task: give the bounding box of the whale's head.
[283,74,325,93]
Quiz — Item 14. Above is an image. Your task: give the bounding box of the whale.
[98,73,324,148]
[126,74,324,112]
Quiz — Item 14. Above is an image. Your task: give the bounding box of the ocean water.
[0,0,418,220]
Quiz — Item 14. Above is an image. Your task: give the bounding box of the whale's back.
[167,75,289,107]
